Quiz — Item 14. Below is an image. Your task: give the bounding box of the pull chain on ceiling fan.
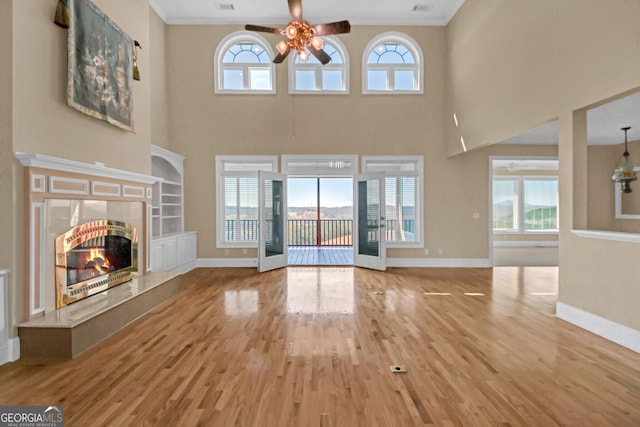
[245,0,351,65]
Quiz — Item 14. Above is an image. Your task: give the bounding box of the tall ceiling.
[150,0,465,26]
[149,0,638,148]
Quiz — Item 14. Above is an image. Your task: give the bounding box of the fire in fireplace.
[55,220,138,308]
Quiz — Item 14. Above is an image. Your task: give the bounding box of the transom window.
[362,156,424,247]
[289,37,349,94]
[214,32,276,94]
[363,32,423,94]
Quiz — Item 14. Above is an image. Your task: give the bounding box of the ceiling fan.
[244,0,351,65]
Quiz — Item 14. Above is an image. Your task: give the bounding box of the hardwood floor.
[1,266,639,426]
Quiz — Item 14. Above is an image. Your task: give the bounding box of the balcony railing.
[225,219,259,241]
[289,219,353,246]
[225,219,414,246]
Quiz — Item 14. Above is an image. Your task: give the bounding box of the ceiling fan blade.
[308,46,331,65]
[273,45,291,64]
[244,24,282,35]
[312,20,351,36]
[288,0,303,21]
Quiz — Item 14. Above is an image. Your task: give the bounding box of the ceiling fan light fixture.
[244,0,349,65]
[612,126,637,193]
[286,24,298,39]
[276,40,289,55]
[311,36,323,50]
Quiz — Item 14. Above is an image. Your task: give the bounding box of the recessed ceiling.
[149,0,465,26]
[499,91,640,146]
[586,91,640,145]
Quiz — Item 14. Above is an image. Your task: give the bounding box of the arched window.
[362,32,423,94]
[214,32,276,94]
[289,37,349,94]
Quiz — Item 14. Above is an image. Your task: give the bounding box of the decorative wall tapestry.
[67,0,134,132]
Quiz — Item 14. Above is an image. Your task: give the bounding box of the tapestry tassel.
[54,0,70,29]
[133,40,141,81]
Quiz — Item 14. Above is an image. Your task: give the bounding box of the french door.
[354,174,386,271]
[258,171,288,272]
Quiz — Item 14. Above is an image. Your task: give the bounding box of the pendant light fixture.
[611,126,637,193]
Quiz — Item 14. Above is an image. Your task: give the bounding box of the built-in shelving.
[150,146,197,273]
[151,146,185,238]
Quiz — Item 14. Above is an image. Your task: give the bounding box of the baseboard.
[198,257,490,268]
[0,337,20,366]
[492,247,559,267]
[492,240,558,247]
[197,258,258,268]
[386,258,492,268]
[556,302,640,353]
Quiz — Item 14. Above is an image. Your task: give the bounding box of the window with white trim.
[214,32,276,94]
[362,156,423,246]
[493,176,559,233]
[289,37,349,93]
[362,32,423,94]
[216,156,278,247]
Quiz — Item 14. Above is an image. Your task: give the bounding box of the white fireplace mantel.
[17,152,157,319]
[15,152,159,185]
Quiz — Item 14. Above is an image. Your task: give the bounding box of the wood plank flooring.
[288,246,354,265]
[1,266,639,426]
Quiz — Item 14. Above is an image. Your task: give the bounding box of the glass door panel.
[258,171,288,272]
[354,174,386,270]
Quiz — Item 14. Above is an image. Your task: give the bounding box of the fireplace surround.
[16,152,155,318]
[16,153,185,359]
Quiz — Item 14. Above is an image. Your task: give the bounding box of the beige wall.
[1,0,22,341]
[166,24,549,261]
[0,0,12,274]
[3,0,157,338]
[167,25,450,259]
[12,0,152,173]
[150,8,170,149]
[559,112,640,331]
[448,0,640,331]
[447,0,640,155]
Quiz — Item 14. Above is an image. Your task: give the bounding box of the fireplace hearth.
[55,219,138,308]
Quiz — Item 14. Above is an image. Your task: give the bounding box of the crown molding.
[149,0,168,23]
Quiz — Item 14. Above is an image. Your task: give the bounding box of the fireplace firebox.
[55,220,138,308]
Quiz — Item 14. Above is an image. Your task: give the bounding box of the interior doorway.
[287,176,354,265]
